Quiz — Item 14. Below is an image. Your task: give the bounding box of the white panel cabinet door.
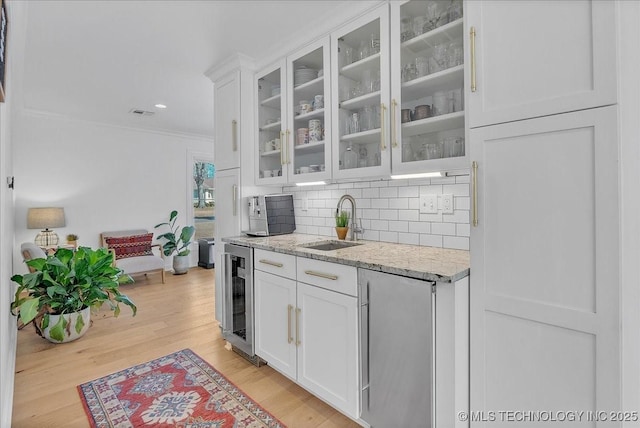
[470,106,619,424]
[213,168,240,323]
[466,0,616,128]
[254,270,297,380]
[296,282,359,419]
[214,71,241,170]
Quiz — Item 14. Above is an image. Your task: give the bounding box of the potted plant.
[335,210,350,240]
[66,233,79,248]
[155,210,195,275]
[10,247,136,343]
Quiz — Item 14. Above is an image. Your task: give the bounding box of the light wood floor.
[12,268,361,427]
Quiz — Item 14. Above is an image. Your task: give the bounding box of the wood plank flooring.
[12,268,361,427]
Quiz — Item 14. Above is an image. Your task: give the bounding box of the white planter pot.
[173,255,190,275]
[38,306,91,343]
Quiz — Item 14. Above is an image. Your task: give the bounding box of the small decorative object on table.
[155,210,195,275]
[335,210,350,240]
[66,233,78,248]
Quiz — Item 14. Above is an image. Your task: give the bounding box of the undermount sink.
[301,240,363,251]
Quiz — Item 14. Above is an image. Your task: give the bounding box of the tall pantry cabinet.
[467,0,620,423]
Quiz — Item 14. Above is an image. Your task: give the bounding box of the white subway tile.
[306,225,319,235]
[305,190,319,199]
[362,209,380,219]
[431,222,456,236]
[388,179,408,187]
[379,231,399,243]
[339,182,355,189]
[409,221,430,234]
[420,185,443,195]
[358,198,372,209]
[371,198,389,209]
[312,199,327,208]
[455,197,470,210]
[456,174,471,184]
[389,198,409,209]
[398,186,419,198]
[371,180,389,188]
[442,210,470,224]
[305,208,319,217]
[296,225,308,234]
[430,176,456,185]
[398,233,420,245]
[363,230,380,241]
[420,213,442,222]
[388,221,409,233]
[398,210,419,221]
[317,226,333,237]
[379,209,399,220]
[420,234,443,247]
[380,187,398,198]
[443,236,469,250]
[408,198,420,210]
[456,223,470,237]
[354,181,371,188]
[361,219,371,229]
[371,219,389,230]
[312,216,326,226]
[317,208,332,218]
[363,188,380,198]
[443,183,470,196]
[297,217,314,226]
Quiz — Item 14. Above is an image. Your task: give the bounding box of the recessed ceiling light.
[155,104,167,109]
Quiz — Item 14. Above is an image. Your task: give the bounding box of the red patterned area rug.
[77,349,285,428]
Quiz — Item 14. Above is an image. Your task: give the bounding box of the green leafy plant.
[10,247,136,341]
[154,210,196,257]
[66,233,78,241]
[335,210,350,228]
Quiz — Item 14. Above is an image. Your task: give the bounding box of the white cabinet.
[465,0,617,128]
[254,253,359,419]
[390,0,467,174]
[469,107,620,422]
[214,71,240,171]
[331,5,391,180]
[213,168,240,323]
[256,38,332,185]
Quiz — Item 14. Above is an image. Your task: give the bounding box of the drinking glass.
[362,69,374,94]
[415,57,429,77]
[358,39,370,61]
[432,91,448,116]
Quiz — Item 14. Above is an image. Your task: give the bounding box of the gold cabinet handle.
[295,307,301,346]
[232,119,238,151]
[287,304,293,344]
[232,184,238,217]
[470,27,477,93]
[286,129,291,164]
[391,99,398,148]
[472,161,478,226]
[304,270,338,281]
[380,103,387,151]
[259,259,283,268]
[279,131,285,166]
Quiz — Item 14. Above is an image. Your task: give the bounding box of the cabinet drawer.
[296,257,357,297]
[255,249,296,279]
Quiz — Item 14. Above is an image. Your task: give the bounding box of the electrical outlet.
[442,194,454,214]
[419,194,438,214]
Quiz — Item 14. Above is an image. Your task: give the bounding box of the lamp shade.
[27,207,66,230]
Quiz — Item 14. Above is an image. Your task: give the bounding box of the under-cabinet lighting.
[154,104,167,109]
[390,172,443,180]
[296,181,326,186]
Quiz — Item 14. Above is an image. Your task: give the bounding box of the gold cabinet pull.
[232,119,238,151]
[295,307,301,346]
[286,129,291,164]
[470,27,477,93]
[380,103,387,151]
[472,161,478,226]
[232,184,238,217]
[259,259,283,268]
[391,99,398,148]
[304,270,338,281]
[279,130,285,166]
[287,304,293,344]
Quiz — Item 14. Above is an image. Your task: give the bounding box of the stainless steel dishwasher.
[359,269,434,427]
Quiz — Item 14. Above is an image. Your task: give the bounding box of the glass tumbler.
[432,91,448,116]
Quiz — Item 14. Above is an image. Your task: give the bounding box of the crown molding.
[205,53,256,83]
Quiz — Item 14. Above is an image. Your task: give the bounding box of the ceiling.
[17,1,376,139]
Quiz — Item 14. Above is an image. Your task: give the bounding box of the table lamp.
[27,207,66,247]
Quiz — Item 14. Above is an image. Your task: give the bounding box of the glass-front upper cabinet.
[256,60,286,184]
[256,38,331,185]
[390,0,467,174]
[286,38,332,184]
[331,5,391,180]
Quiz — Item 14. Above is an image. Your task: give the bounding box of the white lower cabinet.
[254,255,359,419]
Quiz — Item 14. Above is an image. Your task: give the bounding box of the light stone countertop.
[222,233,470,283]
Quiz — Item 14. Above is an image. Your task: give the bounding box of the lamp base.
[34,229,59,247]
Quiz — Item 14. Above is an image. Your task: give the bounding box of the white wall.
[12,111,212,273]
[284,174,470,250]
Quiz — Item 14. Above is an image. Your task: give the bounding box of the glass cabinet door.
[332,6,391,180]
[390,0,467,174]
[287,38,331,183]
[257,61,286,183]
